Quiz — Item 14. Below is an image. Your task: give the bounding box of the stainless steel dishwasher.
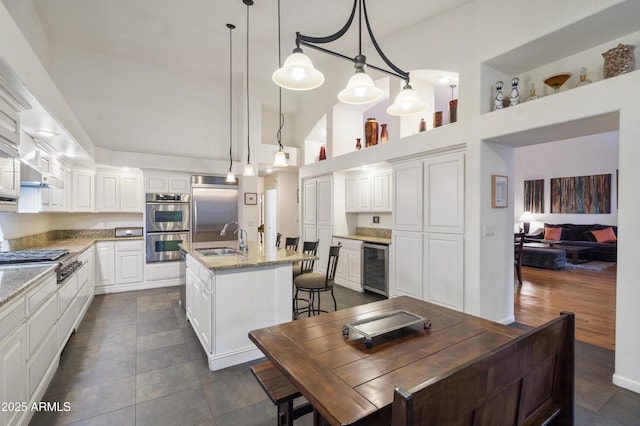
[362,243,389,296]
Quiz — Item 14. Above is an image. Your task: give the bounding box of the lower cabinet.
[333,237,363,291]
[96,240,144,291]
[185,256,212,353]
[0,324,27,426]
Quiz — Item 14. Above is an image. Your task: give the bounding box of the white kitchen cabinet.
[144,172,191,193]
[95,241,115,287]
[95,171,142,212]
[390,231,423,298]
[72,169,95,212]
[345,174,371,212]
[424,233,464,311]
[0,324,27,426]
[0,95,20,145]
[393,160,423,231]
[185,255,212,353]
[302,175,333,273]
[332,237,363,291]
[371,169,392,212]
[115,240,144,285]
[424,153,464,234]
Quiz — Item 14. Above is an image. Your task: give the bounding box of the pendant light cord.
[277,0,284,149]
[246,1,251,164]
[227,23,235,172]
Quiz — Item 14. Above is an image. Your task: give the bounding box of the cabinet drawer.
[26,274,57,314]
[57,274,78,315]
[0,297,25,344]
[78,249,92,264]
[77,261,89,286]
[332,238,363,251]
[28,328,58,395]
[116,240,144,252]
[28,295,58,356]
[77,281,91,314]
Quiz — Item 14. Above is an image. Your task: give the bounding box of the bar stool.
[294,245,341,317]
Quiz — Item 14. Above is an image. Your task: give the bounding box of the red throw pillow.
[591,227,617,243]
[544,227,562,241]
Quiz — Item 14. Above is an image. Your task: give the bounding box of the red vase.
[355,138,362,150]
[319,145,327,161]
[380,124,388,143]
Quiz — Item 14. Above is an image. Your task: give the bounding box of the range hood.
[20,162,64,189]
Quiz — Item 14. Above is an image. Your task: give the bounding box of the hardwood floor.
[514,263,616,350]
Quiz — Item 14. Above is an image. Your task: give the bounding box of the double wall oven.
[145,193,190,262]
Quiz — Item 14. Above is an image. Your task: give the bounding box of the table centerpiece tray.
[342,310,431,348]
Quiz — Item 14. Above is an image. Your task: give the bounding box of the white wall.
[514,131,619,230]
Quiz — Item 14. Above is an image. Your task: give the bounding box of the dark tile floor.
[29,286,640,425]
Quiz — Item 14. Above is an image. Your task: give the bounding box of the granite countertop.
[0,234,144,308]
[0,263,58,308]
[333,234,392,245]
[180,241,316,271]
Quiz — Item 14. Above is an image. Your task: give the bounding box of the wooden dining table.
[248,296,525,425]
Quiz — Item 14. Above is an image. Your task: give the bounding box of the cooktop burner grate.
[0,249,70,264]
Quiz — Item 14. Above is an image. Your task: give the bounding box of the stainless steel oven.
[363,243,389,296]
[145,193,190,232]
[146,231,190,262]
[145,193,190,262]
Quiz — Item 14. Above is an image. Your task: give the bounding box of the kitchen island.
[180,241,314,371]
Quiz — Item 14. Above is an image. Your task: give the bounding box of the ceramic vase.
[380,124,388,143]
[433,112,442,128]
[365,118,378,147]
[355,138,362,150]
[319,145,326,161]
[419,118,427,132]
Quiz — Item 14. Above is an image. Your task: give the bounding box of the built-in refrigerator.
[190,175,239,243]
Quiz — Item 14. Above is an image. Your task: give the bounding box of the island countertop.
[180,241,316,271]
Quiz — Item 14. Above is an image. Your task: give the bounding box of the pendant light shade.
[338,71,383,104]
[225,170,236,183]
[272,49,324,91]
[243,163,254,176]
[386,83,427,116]
[273,148,287,167]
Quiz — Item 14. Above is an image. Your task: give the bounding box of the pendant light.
[242,0,255,176]
[273,0,287,167]
[273,0,426,115]
[225,23,236,183]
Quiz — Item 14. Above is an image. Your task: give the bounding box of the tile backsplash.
[356,227,391,238]
[6,229,116,251]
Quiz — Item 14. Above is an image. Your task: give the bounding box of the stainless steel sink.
[196,247,239,256]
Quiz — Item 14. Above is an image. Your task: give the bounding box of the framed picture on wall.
[244,192,257,205]
[492,175,508,208]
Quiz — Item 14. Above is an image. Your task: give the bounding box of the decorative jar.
[364,118,378,147]
[602,43,635,78]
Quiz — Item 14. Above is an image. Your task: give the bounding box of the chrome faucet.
[220,221,248,253]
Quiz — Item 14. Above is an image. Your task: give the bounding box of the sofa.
[527,223,617,262]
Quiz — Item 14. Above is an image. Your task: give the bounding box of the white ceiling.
[32,0,471,82]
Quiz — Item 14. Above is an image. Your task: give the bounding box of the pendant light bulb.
[226,170,236,183]
[243,163,255,176]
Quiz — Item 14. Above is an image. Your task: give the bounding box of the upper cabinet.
[95,169,143,212]
[144,172,191,194]
[346,168,392,213]
[0,95,20,145]
[72,169,95,212]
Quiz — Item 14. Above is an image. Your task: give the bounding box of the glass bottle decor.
[575,67,592,87]
[509,77,520,106]
[525,82,539,102]
[380,124,388,143]
[364,118,378,147]
[355,138,362,150]
[433,112,442,128]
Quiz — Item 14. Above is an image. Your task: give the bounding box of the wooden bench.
[250,360,313,425]
[391,311,575,426]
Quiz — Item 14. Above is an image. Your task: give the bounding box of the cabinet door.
[390,231,423,298]
[316,225,332,274]
[357,175,371,211]
[185,267,196,319]
[316,176,332,226]
[72,170,95,212]
[168,175,191,193]
[95,173,119,212]
[303,224,317,244]
[197,286,212,353]
[116,247,144,285]
[393,161,423,231]
[0,325,27,426]
[96,242,115,287]
[345,176,359,212]
[424,153,464,234]
[120,175,142,212]
[423,233,464,311]
[346,250,362,284]
[303,179,317,224]
[372,169,392,212]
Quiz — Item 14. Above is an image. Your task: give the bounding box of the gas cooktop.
[0,249,70,264]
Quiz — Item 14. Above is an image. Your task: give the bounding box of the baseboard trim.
[613,373,640,394]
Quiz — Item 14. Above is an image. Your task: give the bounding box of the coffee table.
[526,242,592,264]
